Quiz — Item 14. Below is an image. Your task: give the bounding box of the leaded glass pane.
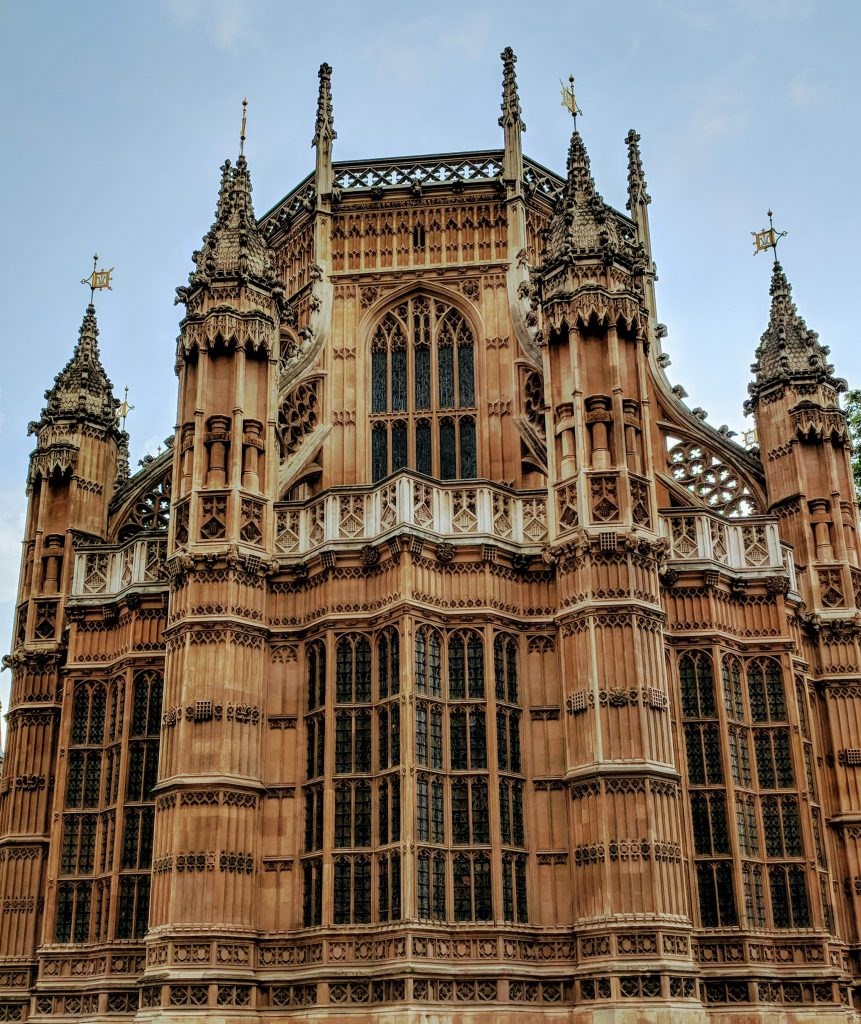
[474,854,492,920]
[433,852,446,919]
[470,711,487,769]
[356,711,371,772]
[440,418,456,479]
[391,349,407,411]
[372,423,388,482]
[467,634,484,697]
[460,417,476,478]
[438,342,454,409]
[450,710,467,770]
[371,350,388,412]
[416,418,432,475]
[454,854,471,921]
[355,781,371,846]
[472,779,489,843]
[452,780,469,844]
[415,346,430,410]
[392,420,408,470]
[431,778,444,842]
[458,342,475,407]
[449,635,465,699]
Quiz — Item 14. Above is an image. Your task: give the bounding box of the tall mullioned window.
[681,650,817,933]
[56,670,161,944]
[414,627,525,924]
[370,295,477,481]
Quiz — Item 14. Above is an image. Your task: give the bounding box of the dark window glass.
[458,343,475,407]
[416,419,432,475]
[372,423,387,482]
[460,417,476,478]
[391,348,407,411]
[440,418,456,479]
[392,420,408,470]
[679,652,716,719]
[371,349,388,413]
[415,347,430,410]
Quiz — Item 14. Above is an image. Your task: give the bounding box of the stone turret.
[147,127,283,1014]
[747,259,858,585]
[0,301,123,983]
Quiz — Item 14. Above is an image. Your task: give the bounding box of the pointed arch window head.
[370,295,478,482]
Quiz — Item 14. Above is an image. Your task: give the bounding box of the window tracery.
[117,467,172,540]
[666,435,759,517]
[370,295,477,481]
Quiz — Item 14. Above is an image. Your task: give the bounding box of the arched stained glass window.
[370,295,478,481]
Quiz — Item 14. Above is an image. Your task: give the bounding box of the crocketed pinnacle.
[544,128,619,259]
[189,152,273,286]
[40,305,118,428]
[498,47,525,131]
[625,129,651,209]
[313,63,336,148]
[752,261,834,387]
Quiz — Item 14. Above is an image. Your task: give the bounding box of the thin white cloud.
[789,75,826,110]
[159,0,258,49]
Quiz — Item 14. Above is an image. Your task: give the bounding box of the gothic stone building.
[1,50,860,1024]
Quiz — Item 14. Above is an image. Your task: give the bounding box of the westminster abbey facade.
[1,49,860,1023]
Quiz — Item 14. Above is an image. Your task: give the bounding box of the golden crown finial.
[751,209,787,263]
[561,74,582,124]
[80,253,114,303]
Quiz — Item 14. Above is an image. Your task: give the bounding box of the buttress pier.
[0,49,859,1024]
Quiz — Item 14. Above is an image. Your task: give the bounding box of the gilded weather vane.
[81,253,114,302]
[116,386,135,431]
[561,74,583,126]
[751,210,787,263]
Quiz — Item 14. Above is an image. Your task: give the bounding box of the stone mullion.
[782,653,832,933]
[483,622,504,923]
[709,643,747,930]
[320,627,336,927]
[400,615,416,922]
[108,666,134,943]
[39,669,82,950]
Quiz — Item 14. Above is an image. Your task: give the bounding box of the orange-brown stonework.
[0,51,859,1024]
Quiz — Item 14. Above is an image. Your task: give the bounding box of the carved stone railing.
[659,509,795,582]
[275,475,549,556]
[260,153,568,241]
[71,537,167,599]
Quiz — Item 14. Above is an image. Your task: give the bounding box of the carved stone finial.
[749,260,842,398]
[184,149,274,293]
[625,129,651,209]
[313,62,336,148]
[498,47,525,132]
[38,305,119,430]
[564,130,599,204]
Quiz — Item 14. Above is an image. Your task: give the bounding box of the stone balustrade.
[274,476,550,554]
[660,509,794,580]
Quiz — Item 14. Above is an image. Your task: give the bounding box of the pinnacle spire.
[313,62,336,149]
[39,304,118,429]
[564,128,600,205]
[542,124,626,263]
[625,129,651,209]
[185,146,273,291]
[750,261,836,392]
[498,46,525,132]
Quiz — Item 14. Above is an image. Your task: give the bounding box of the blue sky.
[0,0,858,717]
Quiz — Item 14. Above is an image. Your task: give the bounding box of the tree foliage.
[844,389,861,497]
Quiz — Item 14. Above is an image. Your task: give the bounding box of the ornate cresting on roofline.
[259,152,567,242]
